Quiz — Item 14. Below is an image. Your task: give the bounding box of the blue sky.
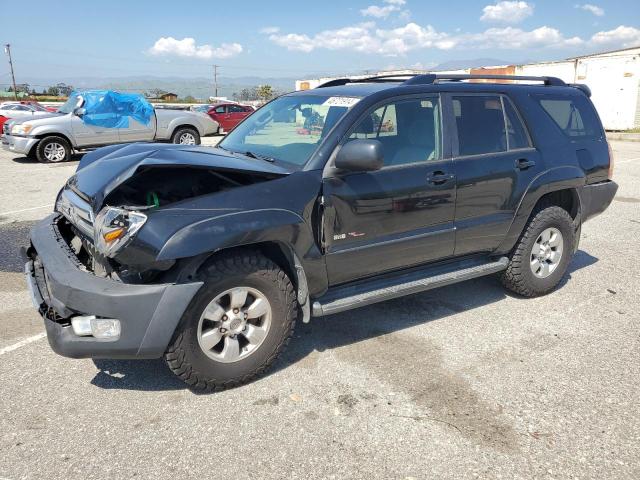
[1,0,639,84]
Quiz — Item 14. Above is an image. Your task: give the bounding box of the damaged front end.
[53,145,290,284]
[26,144,293,359]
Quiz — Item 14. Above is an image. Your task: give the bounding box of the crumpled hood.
[68,143,291,210]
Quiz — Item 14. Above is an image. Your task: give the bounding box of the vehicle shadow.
[89,250,598,393]
[10,154,82,165]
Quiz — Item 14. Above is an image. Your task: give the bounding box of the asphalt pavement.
[0,140,639,480]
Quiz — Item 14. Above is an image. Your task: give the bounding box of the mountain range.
[16,58,523,99]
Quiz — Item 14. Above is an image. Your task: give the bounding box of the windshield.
[57,94,80,114]
[219,94,359,167]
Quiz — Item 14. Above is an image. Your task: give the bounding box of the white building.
[296,46,640,130]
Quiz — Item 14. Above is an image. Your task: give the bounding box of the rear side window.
[536,94,602,139]
[453,96,506,156]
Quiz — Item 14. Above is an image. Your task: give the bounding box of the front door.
[210,105,232,131]
[70,113,119,147]
[448,93,542,256]
[323,95,457,285]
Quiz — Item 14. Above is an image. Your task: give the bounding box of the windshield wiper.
[241,150,276,163]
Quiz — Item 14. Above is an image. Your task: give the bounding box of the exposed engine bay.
[104,165,278,208]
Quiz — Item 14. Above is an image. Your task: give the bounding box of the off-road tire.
[501,205,575,297]
[165,251,297,392]
[35,136,71,163]
[171,127,201,145]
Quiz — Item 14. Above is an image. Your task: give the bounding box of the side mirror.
[334,139,383,172]
[74,107,86,116]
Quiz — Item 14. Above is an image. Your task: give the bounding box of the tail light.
[607,142,615,179]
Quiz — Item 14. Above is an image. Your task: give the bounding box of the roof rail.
[404,74,566,86]
[316,73,567,89]
[317,74,418,88]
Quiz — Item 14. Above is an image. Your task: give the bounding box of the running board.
[312,256,509,317]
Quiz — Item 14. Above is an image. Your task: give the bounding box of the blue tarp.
[74,90,154,129]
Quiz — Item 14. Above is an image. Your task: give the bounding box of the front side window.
[219,94,356,167]
[453,96,506,156]
[347,97,441,167]
[229,105,246,113]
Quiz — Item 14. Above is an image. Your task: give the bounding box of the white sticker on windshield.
[322,97,361,108]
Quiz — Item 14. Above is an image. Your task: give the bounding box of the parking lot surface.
[1,140,639,480]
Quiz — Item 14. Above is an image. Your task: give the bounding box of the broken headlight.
[94,207,147,258]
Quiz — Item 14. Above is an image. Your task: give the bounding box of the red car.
[207,103,254,133]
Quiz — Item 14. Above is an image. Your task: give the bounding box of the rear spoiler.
[569,83,591,97]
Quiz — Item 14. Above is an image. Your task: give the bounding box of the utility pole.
[213,64,219,99]
[4,44,18,101]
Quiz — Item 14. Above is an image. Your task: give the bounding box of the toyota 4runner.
[25,74,618,391]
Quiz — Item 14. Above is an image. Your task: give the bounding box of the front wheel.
[36,136,71,163]
[165,251,297,392]
[501,205,575,297]
[171,127,200,145]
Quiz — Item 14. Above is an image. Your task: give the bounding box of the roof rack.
[317,73,567,88]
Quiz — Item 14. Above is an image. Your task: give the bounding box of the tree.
[47,86,60,96]
[256,85,274,101]
[56,83,74,96]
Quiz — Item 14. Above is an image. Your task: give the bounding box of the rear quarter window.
[535,94,603,140]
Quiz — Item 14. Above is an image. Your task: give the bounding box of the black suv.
[26,74,617,391]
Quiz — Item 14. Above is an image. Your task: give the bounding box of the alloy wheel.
[197,287,272,363]
[530,227,564,278]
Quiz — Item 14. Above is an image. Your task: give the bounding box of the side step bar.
[312,256,509,317]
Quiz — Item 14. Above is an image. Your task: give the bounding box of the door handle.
[427,171,455,185]
[516,158,536,170]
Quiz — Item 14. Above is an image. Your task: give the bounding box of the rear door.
[227,104,251,130]
[447,93,541,256]
[323,94,457,285]
[118,115,155,143]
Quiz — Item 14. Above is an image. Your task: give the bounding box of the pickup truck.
[2,90,218,163]
[25,74,617,391]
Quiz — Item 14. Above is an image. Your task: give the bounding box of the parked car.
[0,102,53,119]
[206,102,254,133]
[19,100,58,112]
[1,90,218,162]
[25,74,617,391]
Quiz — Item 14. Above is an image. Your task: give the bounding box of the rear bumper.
[26,214,203,359]
[1,134,39,155]
[580,180,618,222]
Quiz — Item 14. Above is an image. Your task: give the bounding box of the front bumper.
[26,214,203,359]
[1,134,39,155]
[580,180,618,223]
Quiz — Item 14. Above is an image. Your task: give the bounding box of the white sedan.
[0,102,52,119]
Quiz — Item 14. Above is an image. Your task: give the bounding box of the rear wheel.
[36,136,71,163]
[171,127,200,145]
[165,251,296,392]
[501,205,575,297]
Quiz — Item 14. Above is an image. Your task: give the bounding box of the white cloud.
[590,25,640,47]
[260,26,280,34]
[480,1,534,24]
[361,0,407,18]
[147,37,243,59]
[361,5,398,18]
[267,21,586,56]
[576,4,604,16]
